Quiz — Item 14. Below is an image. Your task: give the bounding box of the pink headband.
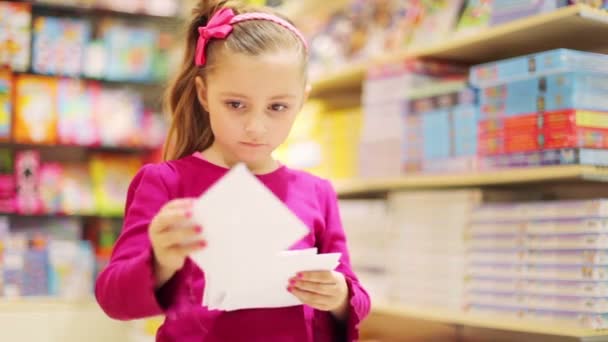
[195,8,308,67]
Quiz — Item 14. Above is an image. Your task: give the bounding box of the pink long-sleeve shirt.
[95,154,371,341]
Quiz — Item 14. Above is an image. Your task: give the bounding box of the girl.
[95,1,371,341]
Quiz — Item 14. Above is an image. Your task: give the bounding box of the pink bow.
[195,8,235,66]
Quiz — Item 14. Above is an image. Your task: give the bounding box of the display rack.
[334,165,608,197]
[371,303,608,341]
[301,2,608,341]
[0,297,131,341]
[310,4,608,96]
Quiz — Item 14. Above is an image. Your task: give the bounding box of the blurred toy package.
[569,0,608,9]
[0,69,12,141]
[95,88,143,147]
[490,0,569,26]
[0,148,14,213]
[0,2,32,72]
[14,75,58,144]
[61,163,96,215]
[90,154,141,216]
[409,0,465,47]
[23,236,49,296]
[57,79,100,146]
[471,49,608,88]
[100,20,159,82]
[141,111,167,148]
[48,239,95,298]
[32,16,91,77]
[40,163,63,214]
[1,234,27,297]
[455,0,493,37]
[14,150,43,215]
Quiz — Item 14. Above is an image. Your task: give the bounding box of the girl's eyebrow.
[270,94,296,100]
[219,92,249,99]
[220,92,296,100]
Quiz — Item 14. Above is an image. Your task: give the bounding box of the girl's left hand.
[288,271,350,320]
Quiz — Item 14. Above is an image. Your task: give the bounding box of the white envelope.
[218,252,342,311]
[188,163,340,311]
[201,248,320,308]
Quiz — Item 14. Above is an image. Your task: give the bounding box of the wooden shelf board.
[26,1,178,20]
[0,297,98,312]
[311,4,608,96]
[333,165,608,196]
[372,303,608,338]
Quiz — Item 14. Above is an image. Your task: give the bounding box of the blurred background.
[2,0,608,341]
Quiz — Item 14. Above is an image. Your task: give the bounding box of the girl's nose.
[244,114,267,137]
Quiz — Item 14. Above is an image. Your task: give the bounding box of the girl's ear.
[195,76,210,112]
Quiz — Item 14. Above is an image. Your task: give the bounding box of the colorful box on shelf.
[481,90,608,117]
[0,148,142,217]
[478,127,608,155]
[467,304,608,330]
[0,69,11,141]
[0,149,14,213]
[99,19,160,83]
[0,2,32,72]
[364,60,468,104]
[489,0,569,26]
[470,49,608,88]
[32,16,91,77]
[0,224,96,298]
[14,150,43,215]
[402,84,479,173]
[10,73,161,149]
[14,75,58,145]
[408,0,464,48]
[479,109,608,135]
[455,0,493,37]
[466,198,608,329]
[90,154,141,217]
[482,72,608,101]
[479,148,608,169]
[478,110,608,155]
[57,79,101,146]
[32,0,180,17]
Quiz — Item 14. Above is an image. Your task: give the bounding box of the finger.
[163,198,196,210]
[289,287,331,310]
[152,207,196,233]
[170,240,207,256]
[156,225,204,248]
[290,279,335,297]
[296,271,336,284]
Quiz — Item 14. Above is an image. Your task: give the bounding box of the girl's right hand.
[149,198,206,287]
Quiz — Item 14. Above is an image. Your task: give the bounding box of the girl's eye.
[226,101,245,110]
[270,103,288,112]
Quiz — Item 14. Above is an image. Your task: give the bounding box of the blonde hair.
[163,0,307,161]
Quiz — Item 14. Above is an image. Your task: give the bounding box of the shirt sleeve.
[317,179,372,342]
[95,163,175,320]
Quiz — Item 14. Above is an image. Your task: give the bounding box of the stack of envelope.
[189,164,341,311]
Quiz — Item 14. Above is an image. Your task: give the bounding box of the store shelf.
[0,142,155,154]
[333,165,608,196]
[279,0,350,22]
[12,70,165,88]
[310,4,608,96]
[17,0,179,20]
[0,297,131,341]
[372,303,608,339]
[0,297,98,311]
[3,212,123,220]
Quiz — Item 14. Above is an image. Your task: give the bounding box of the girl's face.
[196,50,308,169]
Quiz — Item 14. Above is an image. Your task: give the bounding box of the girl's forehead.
[207,51,306,95]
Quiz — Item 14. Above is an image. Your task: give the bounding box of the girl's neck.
[201,143,280,175]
